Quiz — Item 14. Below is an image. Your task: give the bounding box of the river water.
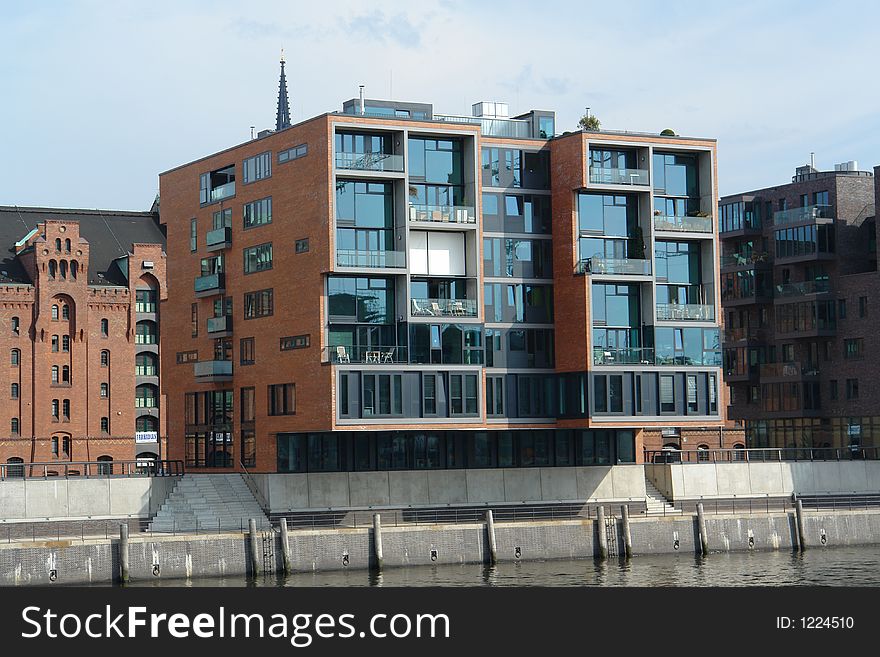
[128,546,880,587]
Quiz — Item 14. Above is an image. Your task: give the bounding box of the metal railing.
[655,303,715,321]
[759,361,819,378]
[411,298,478,317]
[336,249,406,268]
[645,446,880,464]
[588,166,650,186]
[775,280,831,297]
[720,252,770,268]
[408,204,476,224]
[336,152,404,172]
[575,257,652,276]
[324,345,409,365]
[240,459,269,513]
[0,459,183,480]
[653,214,713,233]
[433,113,532,138]
[194,272,225,294]
[773,203,833,225]
[723,327,763,342]
[643,497,797,518]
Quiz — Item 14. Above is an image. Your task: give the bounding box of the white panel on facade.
[409,230,428,275]
[427,232,465,276]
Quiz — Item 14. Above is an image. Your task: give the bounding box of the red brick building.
[0,206,167,472]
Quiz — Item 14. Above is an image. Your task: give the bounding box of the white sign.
[135,431,158,444]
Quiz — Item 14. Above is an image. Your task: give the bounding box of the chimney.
[359,85,365,115]
[810,152,815,169]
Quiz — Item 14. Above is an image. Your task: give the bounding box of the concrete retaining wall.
[4,509,880,586]
[0,477,178,522]
[253,466,647,513]
[645,461,880,501]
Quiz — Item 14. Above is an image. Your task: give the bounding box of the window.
[11,418,18,435]
[830,379,838,401]
[62,365,70,383]
[244,289,273,318]
[243,243,273,273]
[11,383,18,399]
[51,305,59,320]
[660,375,675,413]
[101,350,109,367]
[51,365,59,384]
[100,383,108,398]
[697,445,710,462]
[199,165,235,205]
[280,335,310,351]
[243,151,271,183]
[61,304,69,320]
[295,238,309,253]
[136,352,157,376]
[709,374,718,414]
[859,296,868,318]
[101,318,109,336]
[48,260,56,279]
[362,374,403,416]
[135,321,157,344]
[176,350,198,364]
[62,399,70,419]
[101,417,110,434]
[51,335,59,352]
[449,373,478,416]
[136,289,157,313]
[240,337,255,365]
[278,143,308,163]
[191,303,198,337]
[243,197,272,228]
[11,316,19,334]
[422,374,437,415]
[486,376,504,416]
[52,399,59,419]
[136,384,158,408]
[844,338,863,359]
[190,218,197,252]
[686,375,698,413]
[11,349,19,366]
[97,456,113,475]
[268,383,296,415]
[62,335,70,352]
[241,387,255,423]
[5,457,24,478]
[846,379,859,400]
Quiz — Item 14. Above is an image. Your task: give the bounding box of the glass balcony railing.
[588,167,649,186]
[774,281,831,297]
[773,204,833,226]
[207,315,233,334]
[653,214,713,233]
[433,114,532,138]
[336,152,404,172]
[593,347,656,366]
[408,204,476,224]
[193,360,233,379]
[656,303,716,321]
[336,249,406,269]
[411,298,478,317]
[575,257,652,276]
[723,326,764,342]
[720,252,770,268]
[206,226,232,250]
[194,272,225,295]
[324,345,409,365]
[208,182,235,203]
[759,362,820,378]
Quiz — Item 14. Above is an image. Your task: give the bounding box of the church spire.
[275,50,291,131]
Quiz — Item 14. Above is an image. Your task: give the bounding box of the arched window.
[51,365,59,383]
[61,365,70,384]
[48,260,56,279]
[100,417,110,434]
[135,320,157,344]
[51,436,58,455]
[51,305,59,320]
[71,261,78,279]
[65,239,71,253]
[11,383,18,399]
[135,384,158,408]
[11,418,19,435]
[61,304,69,320]
[101,318,109,337]
[5,457,24,478]
[697,444,710,462]
[62,399,70,419]
[11,349,20,366]
[55,238,61,252]
[52,399,59,418]
[62,335,70,352]
[11,316,19,334]
[101,350,110,367]
[97,455,113,476]
[51,335,59,352]
[733,443,746,462]
[136,352,157,376]
[100,382,109,398]
[59,260,67,280]
[136,415,158,432]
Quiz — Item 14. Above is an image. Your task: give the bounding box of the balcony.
[588,167,649,186]
[653,214,713,234]
[593,347,656,366]
[759,361,820,381]
[408,204,476,224]
[720,252,771,270]
[433,113,532,138]
[774,280,831,299]
[207,182,235,204]
[575,257,652,276]
[724,365,760,383]
[656,303,716,321]
[206,226,232,252]
[193,360,233,382]
[773,204,833,226]
[336,249,406,269]
[411,298,478,318]
[194,273,225,297]
[207,315,233,336]
[723,326,765,343]
[324,345,409,365]
[336,152,404,173]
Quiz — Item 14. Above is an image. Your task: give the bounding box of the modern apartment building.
[720,162,878,450]
[158,69,733,474]
[0,206,167,471]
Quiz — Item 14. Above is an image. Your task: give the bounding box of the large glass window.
[243,197,272,228]
[410,324,483,365]
[653,152,699,198]
[243,151,271,184]
[327,277,394,324]
[243,243,273,274]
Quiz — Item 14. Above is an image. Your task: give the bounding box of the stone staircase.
[644,477,676,516]
[148,474,272,533]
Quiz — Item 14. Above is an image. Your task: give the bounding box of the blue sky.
[1,0,878,210]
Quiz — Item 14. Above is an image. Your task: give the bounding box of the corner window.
[199,165,236,205]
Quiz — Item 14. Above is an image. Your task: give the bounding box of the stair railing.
[239,460,270,514]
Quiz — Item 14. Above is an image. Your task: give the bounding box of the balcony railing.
[336,152,404,172]
[759,362,820,378]
[588,167,649,186]
[336,249,406,269]
[325,345,409,365]
[408,204,476,224]
[653,214,713,233]
[194,272,225,296]
[575,257,652,276]
[208,182,235,204]
[656,303,716,321]
[207,315,233,334]
[723,327,763,342]
[411,298,478,317]
[775,281,831,297]
[433,114,532,139]
[193,360,233,379]
[593,347,656,366]
[135,366,157,377]
[773,203,833,226]
[720,252,770,268]
[206,226,232,251]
